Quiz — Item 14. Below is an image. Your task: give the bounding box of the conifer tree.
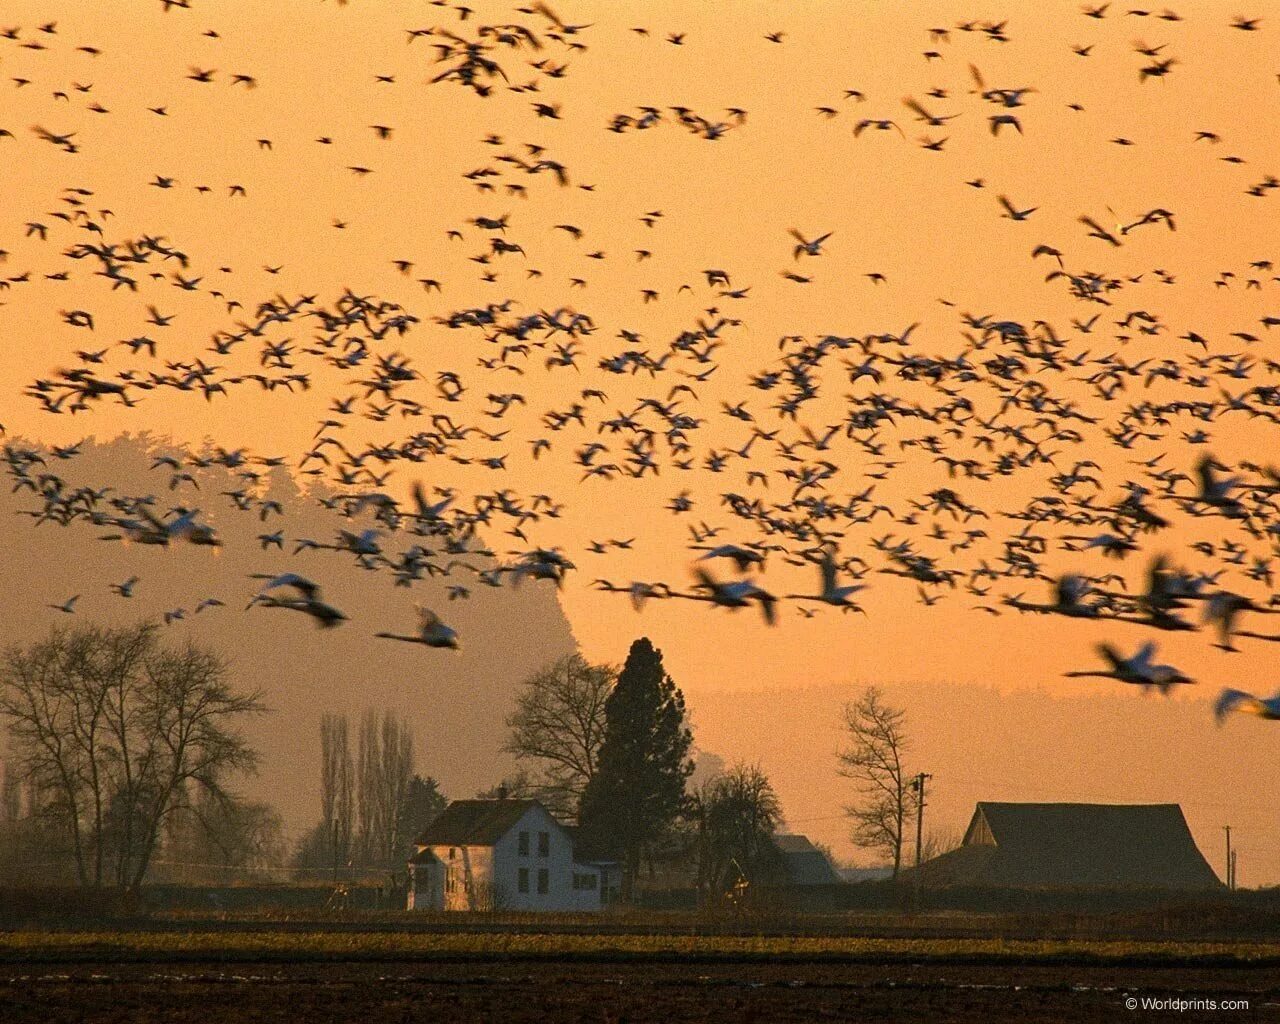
[579,637,693,899]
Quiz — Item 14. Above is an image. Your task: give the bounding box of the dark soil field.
[3,957,1280,1023]
[7,915,1280,1022]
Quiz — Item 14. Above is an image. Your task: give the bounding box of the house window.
[537,831,549,857]
[572,872,598,891]
[449,847,456,859]
[518,868,529,893]
[537,868,549,894]
[518,831,529,855]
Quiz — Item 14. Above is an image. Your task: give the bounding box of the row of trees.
[0,622,449,889]
[0,622,933,893]
[0,621,458,890]
[294,709,446,880]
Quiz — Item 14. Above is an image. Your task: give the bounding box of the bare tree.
[1,758,20,825]
[159,783,284,884]
[186,786,284,881]
[837,686,912,877]
[0,622,265,890]
[378,711,414,868]
[0,623,149,885]
[691,762,784,902]
[920,826,962,864]
[320,713,353,877]
[504,653,614,820]
[355,709,414,870]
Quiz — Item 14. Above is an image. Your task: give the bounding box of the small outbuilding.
[773,834,843,886]
[911,802,1222,890]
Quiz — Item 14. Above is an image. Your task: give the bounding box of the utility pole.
[911,773,932,909]
[1223,825,1233,891]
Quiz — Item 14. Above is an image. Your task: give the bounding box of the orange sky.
[3,1,1280,883]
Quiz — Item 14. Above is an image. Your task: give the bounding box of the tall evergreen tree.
[578,637,693,899]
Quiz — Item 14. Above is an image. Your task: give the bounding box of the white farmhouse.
[406,798,614,912]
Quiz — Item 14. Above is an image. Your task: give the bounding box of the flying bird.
[1064,642,1194,692]
[374,606,460,649]
[789,229,833,259]
[1215,688,1280,723]
[247,573,346,628]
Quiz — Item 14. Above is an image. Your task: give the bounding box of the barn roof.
[773,834,844,885]
[413,799,552,847]
[916,802,1221,890]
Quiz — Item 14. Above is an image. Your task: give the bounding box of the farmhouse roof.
[414,798,548,847]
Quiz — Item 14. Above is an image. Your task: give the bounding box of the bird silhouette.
[1064,641,1194,692]
[374,606,460,649]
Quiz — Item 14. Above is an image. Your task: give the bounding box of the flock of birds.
[4,2,1280,724]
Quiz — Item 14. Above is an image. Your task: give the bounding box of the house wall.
[490,805,602,912]
[428,843,497,911]
[595,862,622,903]
[408,804,606,912]
[407,859,444,911]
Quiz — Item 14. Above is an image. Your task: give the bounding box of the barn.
[912,802,1222,890]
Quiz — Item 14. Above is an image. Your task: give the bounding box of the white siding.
[435,844,496,910]
[490,805,601,912]
[407,804,603,912]
[407,858,444,910]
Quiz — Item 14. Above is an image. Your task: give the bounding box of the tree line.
[292,708,446,882]
[0,619,939,896]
